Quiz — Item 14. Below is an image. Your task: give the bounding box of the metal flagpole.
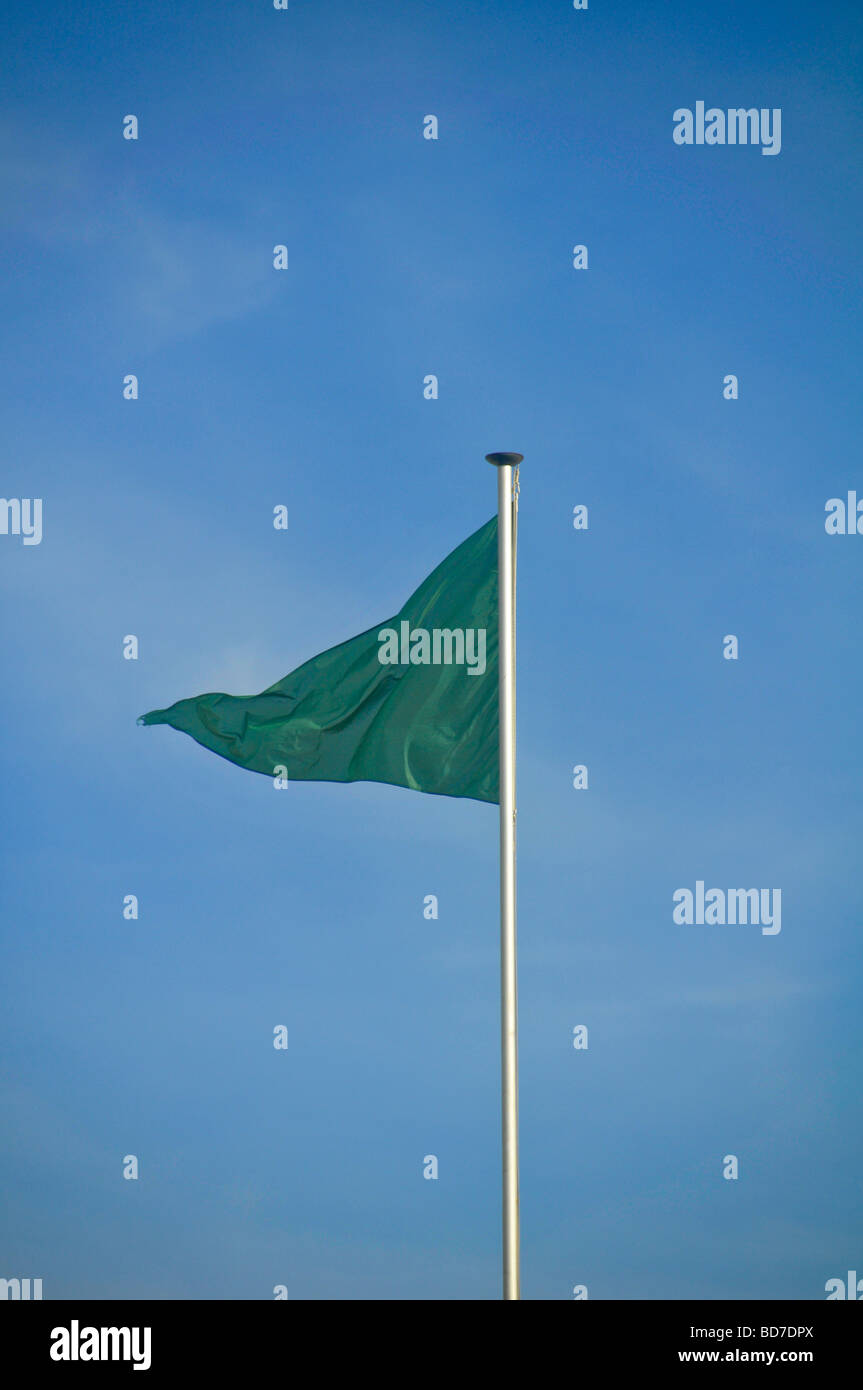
[486,451,523,1301]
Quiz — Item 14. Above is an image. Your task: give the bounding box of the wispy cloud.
[0,123,279,349]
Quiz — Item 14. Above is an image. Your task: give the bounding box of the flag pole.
[486,451,523,1300]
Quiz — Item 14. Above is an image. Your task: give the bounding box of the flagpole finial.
[486,452,523,467]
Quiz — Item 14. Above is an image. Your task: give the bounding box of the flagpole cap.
[485,452,523,467]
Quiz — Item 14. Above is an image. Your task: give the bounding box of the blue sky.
[1,0,862,1299]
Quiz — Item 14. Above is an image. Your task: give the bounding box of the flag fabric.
[139,516,499,803]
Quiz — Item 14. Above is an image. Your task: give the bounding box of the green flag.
[139,516,499,803]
